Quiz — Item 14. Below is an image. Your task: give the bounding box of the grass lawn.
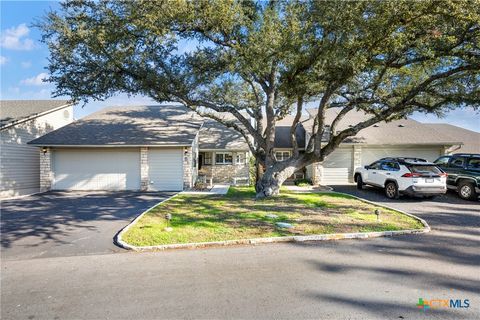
[121,187,424,246]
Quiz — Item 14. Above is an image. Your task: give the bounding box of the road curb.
[114,192,430,252]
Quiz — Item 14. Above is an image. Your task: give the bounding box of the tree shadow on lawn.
[144,194,417,237]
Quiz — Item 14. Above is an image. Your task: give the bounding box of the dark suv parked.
[434,153,480,200]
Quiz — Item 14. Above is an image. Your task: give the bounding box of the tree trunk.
[255,162,299,198]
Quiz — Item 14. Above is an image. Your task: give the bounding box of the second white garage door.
[321,148,353,185]
[148,148,184,191]
[53,148,141,190]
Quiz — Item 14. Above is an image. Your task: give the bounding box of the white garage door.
[321,148,353,185]
[53,149,141,190]
[148,148,183,191]
[362,147,443,166]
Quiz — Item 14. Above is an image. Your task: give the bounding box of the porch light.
[42,147,48,154]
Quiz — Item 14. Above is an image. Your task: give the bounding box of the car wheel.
[385,182,399,199]
[458,181,477,200]
[356,175,364,190]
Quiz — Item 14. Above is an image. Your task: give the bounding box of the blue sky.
[1,1,479,132]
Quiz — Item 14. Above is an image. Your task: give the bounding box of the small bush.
[294,178,312,186]
[194,181,208,191]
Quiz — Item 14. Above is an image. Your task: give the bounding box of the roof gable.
[0,100,70,128]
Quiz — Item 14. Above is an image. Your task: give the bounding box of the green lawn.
[121,187,423,246]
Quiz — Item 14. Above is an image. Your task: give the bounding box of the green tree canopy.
[41,0,480,197]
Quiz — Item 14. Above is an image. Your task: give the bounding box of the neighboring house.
[28,104,477,192]
[29,105,203,192]
[0,100,73,198]
[303,108,464,185]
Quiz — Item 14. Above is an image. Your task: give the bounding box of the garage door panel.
[321,148,352,185]
[53,149,140,190]
[148,149,183,191]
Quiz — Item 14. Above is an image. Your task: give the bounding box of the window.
[236,153,246,165]
[408,165,442,175]
[215,152,233,164]
[368,161,382,170]
[380,161,400,171]
[275,151,291,162]
[450,157,465,168]
[467,157,480,170]
[434,156,450,167]
[204,153,212,165]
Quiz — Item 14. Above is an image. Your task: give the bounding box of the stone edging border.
[114,191,430,252]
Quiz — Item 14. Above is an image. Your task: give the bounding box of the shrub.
[294,178,312,187]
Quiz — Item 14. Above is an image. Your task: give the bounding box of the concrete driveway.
[0,191,175,260]
[2,187,479,319]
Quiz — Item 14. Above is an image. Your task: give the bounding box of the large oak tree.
[41,0,479,197]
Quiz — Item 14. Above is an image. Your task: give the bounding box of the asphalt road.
[1,191,175,260]
[1,187,479,319]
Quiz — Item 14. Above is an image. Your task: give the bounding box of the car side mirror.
[364,165,370,170]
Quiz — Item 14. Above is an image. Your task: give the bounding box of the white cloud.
[0,56,7,65]
[21,72,49,86]
[0,23,35,50]
[21,61,32,68]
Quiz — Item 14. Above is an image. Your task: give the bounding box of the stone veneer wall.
[140,147,149,191]
[199,152,250,184]
[183,147,193,189]
[39,148,53,192]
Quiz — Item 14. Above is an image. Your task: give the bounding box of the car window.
[450,157,465,168]
[467,157,480,170]
[408,165,442,175]
[369,161,381,170]
[434,156,450,166]
[380,161,400,171]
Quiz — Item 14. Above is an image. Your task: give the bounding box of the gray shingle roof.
[304,108,462,145]
[199,114,307,150]
[28,105,204,146]
[425,124,480,153]
[271,115,307,149]
[0,100,70,128]
[199,120,249,150]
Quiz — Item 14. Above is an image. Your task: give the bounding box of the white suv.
[354,157,447,199]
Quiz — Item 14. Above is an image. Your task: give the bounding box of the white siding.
[52,148,141,190]
[148,148,183,191]
[0,106,73,198]
[361,147,444,166]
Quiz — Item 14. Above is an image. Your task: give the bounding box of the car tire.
[356,175,364,190]
[385,181,399,199]
[458,181,477,201]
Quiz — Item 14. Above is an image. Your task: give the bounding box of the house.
[28,104,475,192]
[0,100,73,198]
[197,115,308,184]
[29,105,203,192]
[303,108,464,185]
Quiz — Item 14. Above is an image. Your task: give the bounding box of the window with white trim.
[275,151,291,162]
[215,152,233,164]
[236,153,246,164]
[204,152,212,165]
